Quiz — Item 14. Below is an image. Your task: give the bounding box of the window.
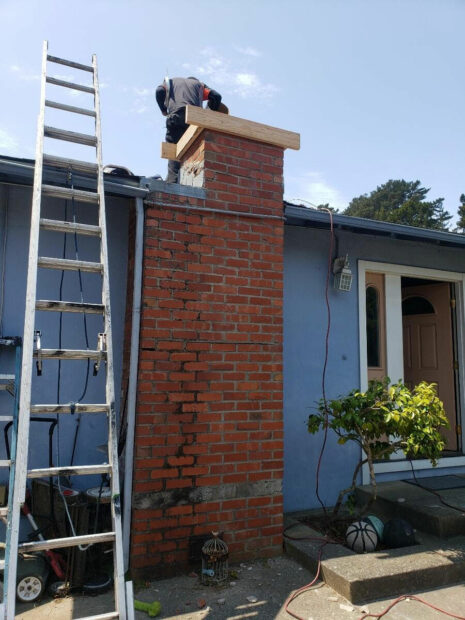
[402,296,435,316]
[366,285,380,367]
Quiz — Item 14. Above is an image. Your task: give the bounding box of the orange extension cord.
[283,526,465,620]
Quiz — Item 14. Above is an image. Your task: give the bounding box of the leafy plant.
[308,378,449,518]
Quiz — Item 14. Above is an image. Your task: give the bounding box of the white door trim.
[359,260,465,483]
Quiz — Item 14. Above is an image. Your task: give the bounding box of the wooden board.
[160,126,203,160]
[176,125,204,159]
[161,142,178,160]
[160,108,300,161]
[185,106,300,150]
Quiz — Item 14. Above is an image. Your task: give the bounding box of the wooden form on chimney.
[160,106,300,161]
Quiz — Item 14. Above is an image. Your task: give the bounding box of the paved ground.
[13,554,465,619]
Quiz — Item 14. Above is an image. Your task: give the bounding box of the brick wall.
[129,129,285,577]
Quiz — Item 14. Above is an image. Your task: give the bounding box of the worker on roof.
[156,76,222,183]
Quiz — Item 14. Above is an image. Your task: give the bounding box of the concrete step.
[284,512,465,605]
[354,479,465,539]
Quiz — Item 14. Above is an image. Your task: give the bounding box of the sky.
[0,0,464,222]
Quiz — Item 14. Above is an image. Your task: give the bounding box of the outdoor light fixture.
[333,255,353,292]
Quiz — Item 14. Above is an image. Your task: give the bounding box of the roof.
[1,155,464,249]
[284,201,465,249]
[0,155,148,198]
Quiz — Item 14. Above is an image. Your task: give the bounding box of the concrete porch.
[355,475,465,538]
[284,476,465,604]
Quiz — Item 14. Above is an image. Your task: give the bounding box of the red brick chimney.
[127,108,299,577]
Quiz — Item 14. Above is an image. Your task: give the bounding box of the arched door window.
[402,296,435,316]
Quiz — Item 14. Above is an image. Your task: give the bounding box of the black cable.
[71,187,91,401]
[69,183,91,467]
[408,459,465,514]
[56,171,92,477]
[315,209,334,517]
[56,196,68,405]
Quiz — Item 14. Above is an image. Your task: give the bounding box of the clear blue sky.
[1,0,464,221]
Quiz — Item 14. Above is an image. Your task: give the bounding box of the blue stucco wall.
[283,223,465,513]
[0,183,129,492]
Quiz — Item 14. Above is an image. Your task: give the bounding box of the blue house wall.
[0,183,129,492]
[3,181,465,517]
[283,223,465,513]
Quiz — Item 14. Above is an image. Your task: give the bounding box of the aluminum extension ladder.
[3,41,126,619]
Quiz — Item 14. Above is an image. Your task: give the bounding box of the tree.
[307,379,448,518]
[344,180,452,231]
[456,194,465,233]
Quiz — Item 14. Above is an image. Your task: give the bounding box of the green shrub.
[308,378,448,517]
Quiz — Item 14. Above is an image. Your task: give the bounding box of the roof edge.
[284,202,465,249]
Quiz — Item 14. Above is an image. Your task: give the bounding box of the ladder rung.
[33,349,106,361]
[40,218,101,237]
[75,613,119,620]
[0,416,13,422]
[44,126,97,147]
[19,532,115,553]
[28,464,111,479]
[43,154,98,175]
[46,76,94,94]
[42,184,99,204]
[36,300,104,314]
[47,54,93,73]
[45,99,96,117]
[0,461,11,467]
[0,375,14,383]
[31,403,109,414]
[38,257,103,273]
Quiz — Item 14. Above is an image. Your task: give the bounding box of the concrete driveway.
[14,555,465,619]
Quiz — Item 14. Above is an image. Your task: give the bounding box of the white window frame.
[358,260,465,483]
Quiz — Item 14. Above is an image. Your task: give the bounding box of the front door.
[402,282,458,450]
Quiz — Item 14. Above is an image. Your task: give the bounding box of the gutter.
[284,203,465,249]
[0,156,148,199]
[122,196,145,570]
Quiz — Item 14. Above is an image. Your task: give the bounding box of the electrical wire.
[358,595,465,619]
[286,200,335,516]
[315,207,334,516]
[282,526,337,620]
[68,184,91,467]
[54,171,94,551]
[283,526,465,620]
[408,459,465,514]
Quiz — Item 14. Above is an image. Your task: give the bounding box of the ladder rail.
[93,51,127,620]
[4,40,48,620]
[3,342,21,618]
[4,41,127,620]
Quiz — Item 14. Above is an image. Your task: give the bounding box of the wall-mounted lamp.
[333,255,353,292]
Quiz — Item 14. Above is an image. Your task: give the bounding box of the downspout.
[123,196,144,570]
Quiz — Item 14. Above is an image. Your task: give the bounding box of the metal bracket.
[93,332,106,376]
[34,330,42,376]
